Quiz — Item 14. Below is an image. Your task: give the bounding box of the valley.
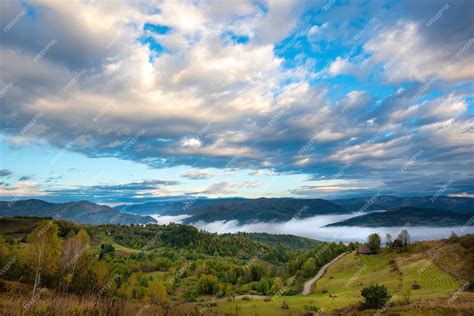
[0,216,472,315]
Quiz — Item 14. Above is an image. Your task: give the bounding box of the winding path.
[302,252,347,295]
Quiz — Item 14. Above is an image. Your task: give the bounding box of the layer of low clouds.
[0,0,472,200]
[191,214,474,242]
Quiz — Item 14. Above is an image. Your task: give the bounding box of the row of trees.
[366,230,411,254]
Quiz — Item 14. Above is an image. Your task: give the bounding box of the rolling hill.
[332,195,474,213]
[182,197,347,224]
[0,199,155,225]
[114,198,245,215]
[326,207,473,227]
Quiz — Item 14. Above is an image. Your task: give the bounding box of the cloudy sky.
[0,0,473,204]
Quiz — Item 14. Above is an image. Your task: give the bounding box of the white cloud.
[203,180,236,195]
[328,57,354,76]
[0,181,46,196]
[365,22,474,82]
[180,137,202,149]
[181,169,214,180]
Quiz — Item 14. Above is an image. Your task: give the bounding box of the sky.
[0,0,473,204]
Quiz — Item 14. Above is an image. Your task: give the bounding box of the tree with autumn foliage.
[146,278,168,303]
[59,228,90,292]
[23,220,62,296]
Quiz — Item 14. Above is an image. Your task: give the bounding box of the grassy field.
[203,250,463,315]
[92,230,153,255]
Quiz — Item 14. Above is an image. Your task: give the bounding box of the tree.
[448,231,459,243]
[59,229,90,292]
[247,263,268,282]
[385,233,392,248]
[195,274,219,295]
[271,277,283,294]
[146,279,168,303]
[225,284,234,296]
[361,284,391,308]
[302,257,316,278]
[99,243,115,259]
[397,230,410,249]
[367,233,381,254]
[23,221,62,296]
[93,261,110,290]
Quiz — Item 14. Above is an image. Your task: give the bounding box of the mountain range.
[0,195,472,227]
[332,195,474,213]
[325,207,473,227]
[182,198,347,224]
[0,199,155,225]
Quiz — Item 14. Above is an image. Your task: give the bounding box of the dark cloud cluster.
[0,170,12,177]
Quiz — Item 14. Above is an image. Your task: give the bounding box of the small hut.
[357,244,373,255]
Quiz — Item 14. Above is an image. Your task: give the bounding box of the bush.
[241,296,251,301]
[361,284,391,309]
[304,304,321,312]
[183,289,198,302]
[195,274,219,295]
[411,280,421,290]
[283,288,300,296]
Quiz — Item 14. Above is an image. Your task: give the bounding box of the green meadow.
[208,251,460,315]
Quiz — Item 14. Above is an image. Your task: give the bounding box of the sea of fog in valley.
[150,212,473,243]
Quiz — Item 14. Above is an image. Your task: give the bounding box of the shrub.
[241,296,251,301]
[283,288,300,296]
[183,289,198,302]
[361,284,391,309]
[195,274,219,295]
[411,280,421,290]
[304,304,321,312]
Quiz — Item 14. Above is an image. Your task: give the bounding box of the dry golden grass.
[0,293,173,316]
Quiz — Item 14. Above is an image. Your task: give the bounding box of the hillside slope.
[0,199,155,224]
[183,198,347,224]
[326,207,473,227]
[333,195,474,213]
[213,235,474,315]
